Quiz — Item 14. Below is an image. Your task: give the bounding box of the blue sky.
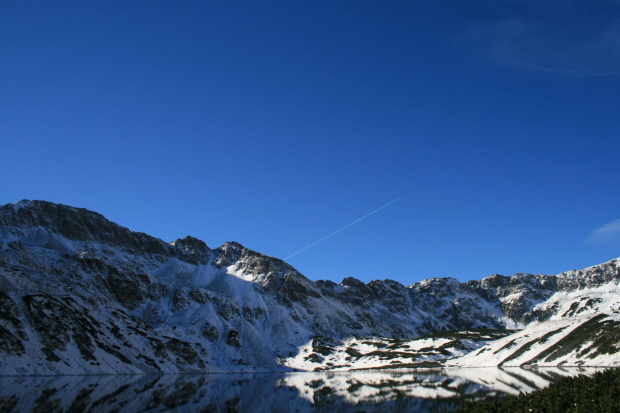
[2,1,620,285]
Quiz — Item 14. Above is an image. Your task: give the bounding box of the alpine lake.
[0,367,601,412]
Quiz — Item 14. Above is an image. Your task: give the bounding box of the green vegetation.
[450,368,620,412]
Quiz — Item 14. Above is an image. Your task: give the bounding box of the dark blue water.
[0,367,599,412]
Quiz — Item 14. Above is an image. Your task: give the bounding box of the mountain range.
[1,200,619,375]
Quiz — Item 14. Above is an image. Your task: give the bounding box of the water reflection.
[0,368,600,412]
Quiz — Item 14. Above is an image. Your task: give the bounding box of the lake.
[0,367,601,412]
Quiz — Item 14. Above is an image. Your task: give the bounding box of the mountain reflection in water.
[0,367,600,412]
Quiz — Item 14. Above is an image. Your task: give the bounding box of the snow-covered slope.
[449,282,620,367]
[283,330,512,371]
[1,200,619,374]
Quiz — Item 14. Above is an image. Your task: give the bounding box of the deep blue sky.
[2,1,620,284]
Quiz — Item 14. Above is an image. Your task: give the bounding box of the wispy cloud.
[588,219,620,244]
[463,17,620,78]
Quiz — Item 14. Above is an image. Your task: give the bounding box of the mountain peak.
[171,236,211,265]
[0,200,198,264]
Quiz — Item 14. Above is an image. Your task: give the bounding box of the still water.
[0,367,600,412]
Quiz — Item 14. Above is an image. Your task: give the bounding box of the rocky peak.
[411,277,463,295]
[340,276,367,289]
[213,241,301,281]
[331,277,376,306]
[368,279,408,301]
[470,274,511,290]
[557,259,620,291]
[368,279,412,315]
[1,200,110,238]
[1,200,197,265]
[171,236,211,265]
[213,241,245,268]
[466,274,508,302]
[468,273,555,304]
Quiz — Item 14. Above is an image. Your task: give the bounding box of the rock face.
[0,200,619,374]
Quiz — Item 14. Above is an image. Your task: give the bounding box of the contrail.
[286,197,402,260]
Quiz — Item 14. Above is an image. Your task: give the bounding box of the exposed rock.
[217,301,241,321]
[227,330,241,347]
[0,292,27,340]
[105,268,148,310]
[172,236,211,265]
[0,325,25,355]
[163,338,200,365]
[171,289,190,312]
[311,336,336,356]
[188,288,211,303]
[23,294,72,351]
[201,323,220,342]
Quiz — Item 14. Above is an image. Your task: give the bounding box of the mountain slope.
[449,279,620,367]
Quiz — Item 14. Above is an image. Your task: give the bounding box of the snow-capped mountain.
[0,200,619,375]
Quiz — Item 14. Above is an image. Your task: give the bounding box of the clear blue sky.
[2,1,620,284]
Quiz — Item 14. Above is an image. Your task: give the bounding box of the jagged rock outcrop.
[467,273,558,325]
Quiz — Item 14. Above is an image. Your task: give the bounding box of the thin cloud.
[588,219,620,244]
[463,18,620,78]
